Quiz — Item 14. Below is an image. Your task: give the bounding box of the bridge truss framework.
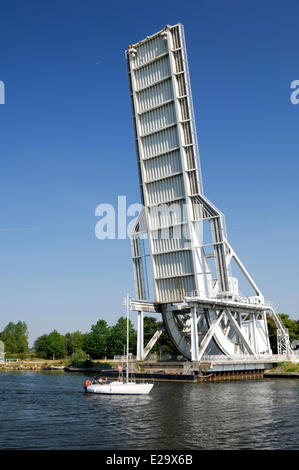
[125,23,292,362]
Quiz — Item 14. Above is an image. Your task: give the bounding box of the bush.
[70,349,90,368]
[285,366,297,373]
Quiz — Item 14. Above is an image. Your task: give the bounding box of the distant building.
[0,340,5,361]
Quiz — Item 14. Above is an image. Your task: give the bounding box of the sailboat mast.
[126,293,129,383]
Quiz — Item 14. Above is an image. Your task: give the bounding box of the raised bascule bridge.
[124,23,292,377]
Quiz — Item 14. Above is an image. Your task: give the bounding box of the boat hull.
[85,381,153,395]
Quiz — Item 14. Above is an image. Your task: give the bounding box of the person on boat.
[84,379,91,392]
[98,377,104,384]
[118,375,123,382]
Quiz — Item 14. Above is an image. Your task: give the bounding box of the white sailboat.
[84,380,154,395]
[84,294,154,395]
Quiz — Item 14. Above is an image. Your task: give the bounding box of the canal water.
[0,371,298,450]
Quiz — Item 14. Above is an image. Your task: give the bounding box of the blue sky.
[0,0,298,346]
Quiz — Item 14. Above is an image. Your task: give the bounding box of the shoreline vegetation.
[0,358,114,371]
[1,359,299,379]
[265,362,299,377]
[0,316,298,377]
[0,317,179,364]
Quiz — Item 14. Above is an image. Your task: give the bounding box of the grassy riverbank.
[266,362,299,375]
[265,362,299,377]
[0,358,113,371]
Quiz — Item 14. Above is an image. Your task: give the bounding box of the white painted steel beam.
[197,311,225,361]
[225,310,258,358]
[190,307,199,361]
[137,311,144,360]
[143,326,164,359]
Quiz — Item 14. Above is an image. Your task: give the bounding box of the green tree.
[0,321,29,354]
[157,331,179,356]
[107,317,137,358]
[85,319,110,359]
[143,316,179,356]
[267,315,277,353]
[279,314,299,343]
[144,316,160,352]
[65,331,86,355]
[71,331,86,353]
[47,330,66,359]
[34,334,49,358]
[267,313,299,353]
[64,333,73,356]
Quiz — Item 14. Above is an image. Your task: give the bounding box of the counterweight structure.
[126,24,291,361]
